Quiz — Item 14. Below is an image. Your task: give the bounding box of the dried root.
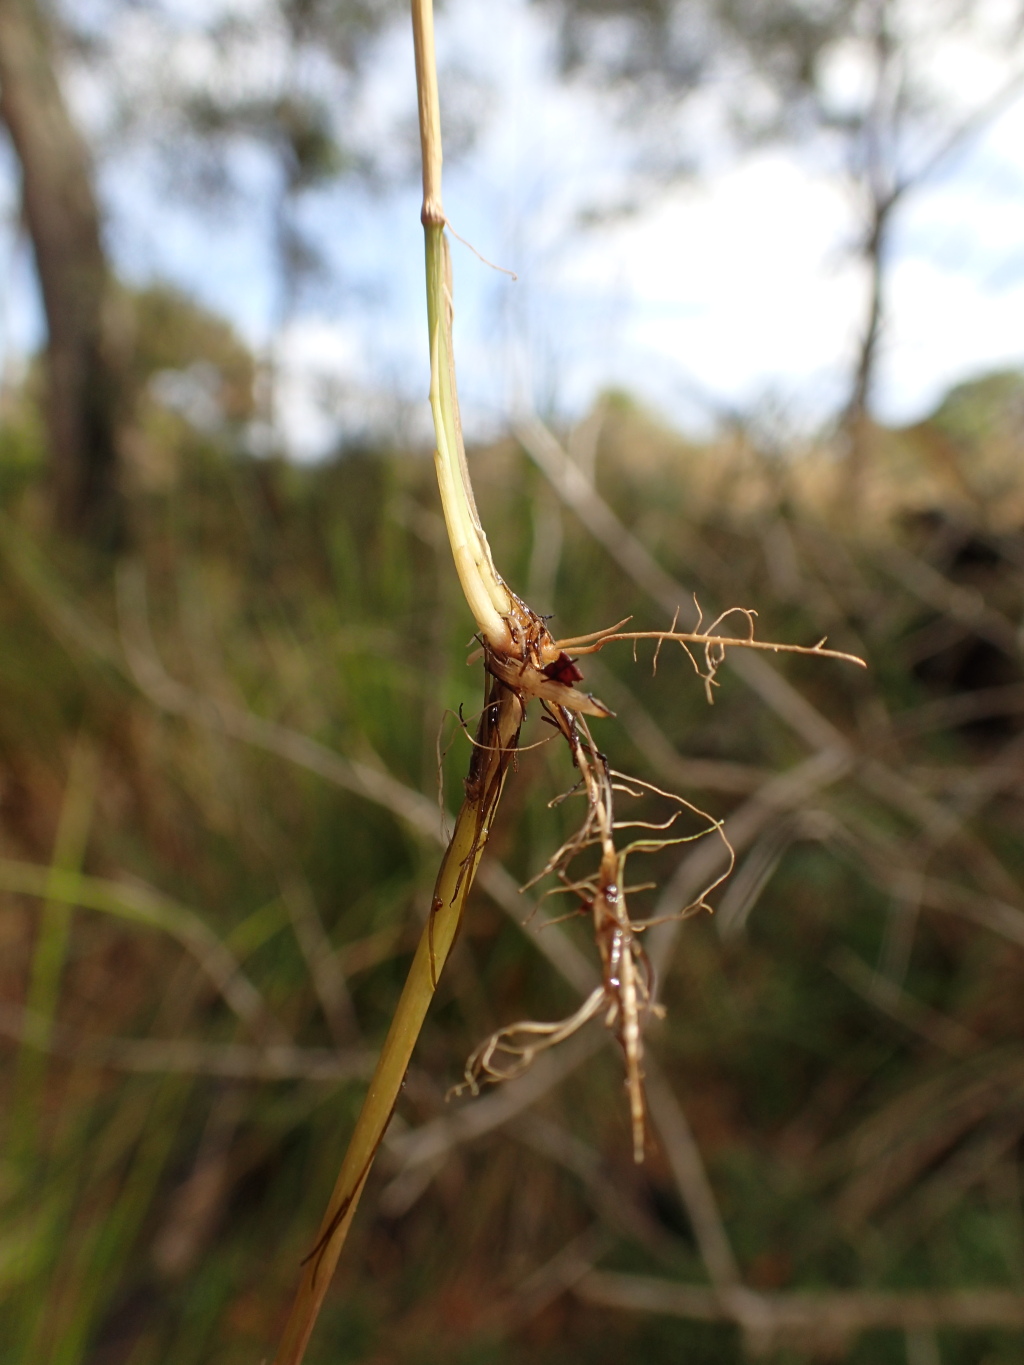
[453,601,859,1163]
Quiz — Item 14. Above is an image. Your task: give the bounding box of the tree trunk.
[0,0,124,544]
[841,195,891,510]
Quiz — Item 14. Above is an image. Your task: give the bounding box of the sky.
[2,0,1024,458]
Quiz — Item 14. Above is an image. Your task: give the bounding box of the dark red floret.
[543,651,584,686]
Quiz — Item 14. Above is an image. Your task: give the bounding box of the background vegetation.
[4,331,1024,1361]
[2,1,1024,1362]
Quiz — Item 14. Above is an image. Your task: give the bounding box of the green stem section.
[413,0,512,652]
[424,221,512,651]
[272,680,523,1365]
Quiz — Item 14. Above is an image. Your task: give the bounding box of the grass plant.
[270,4,861,1358]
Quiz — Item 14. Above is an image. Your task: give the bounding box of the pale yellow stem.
[412,0,513,653]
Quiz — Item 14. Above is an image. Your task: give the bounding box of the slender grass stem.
[272,8,532,1356]
[271,680,523,1365]
[424,221,513,650]
[413,0,514,653]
